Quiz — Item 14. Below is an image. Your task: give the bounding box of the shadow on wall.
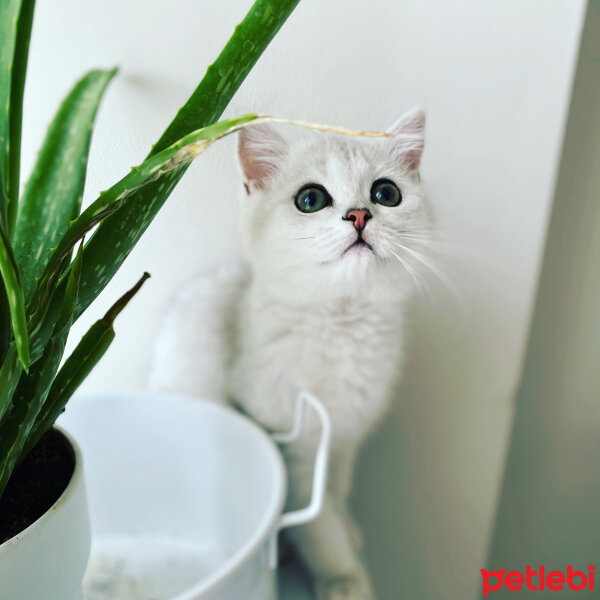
[486,1,600,596]
[353,283,514,600]
[353,2,600,599]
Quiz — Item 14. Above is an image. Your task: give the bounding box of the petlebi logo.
[480,565,595,596]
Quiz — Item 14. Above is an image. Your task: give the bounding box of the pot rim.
[69,390,288,600]
[170,394,287,599]
[0,425,84,552]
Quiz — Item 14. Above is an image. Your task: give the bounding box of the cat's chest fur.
[228,282,405,449]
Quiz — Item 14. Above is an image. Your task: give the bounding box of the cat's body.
[150,109,429,600]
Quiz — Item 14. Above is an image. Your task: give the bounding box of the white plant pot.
[0,427,91,600]
[59,390,329,600]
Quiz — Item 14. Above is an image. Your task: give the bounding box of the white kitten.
[150,108,429,600]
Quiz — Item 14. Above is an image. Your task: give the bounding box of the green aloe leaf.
[0,347,22,424]
[28,113,258,324]
[0,0,36,234]
[0,0,20,230]
[13,68,116,302]
[0,244,82,496]
[0,342,57,496]
[25,272,150,457]
[73,0,300,318]
[0,227,28,370]
[0,0,35,367]
[54,241,84,335]
[28,113,384,332]
[0,285,11,365]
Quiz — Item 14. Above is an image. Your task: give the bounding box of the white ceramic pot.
[59,390,329,600]
[0,427,91,600]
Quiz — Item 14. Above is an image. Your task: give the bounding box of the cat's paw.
[315,576,375,600]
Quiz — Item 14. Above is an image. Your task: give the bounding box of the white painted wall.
[23,1,586,598]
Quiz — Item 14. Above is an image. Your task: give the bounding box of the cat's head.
[237,108,429,301]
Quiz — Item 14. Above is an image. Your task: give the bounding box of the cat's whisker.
[379,227,434,246]
[396,233,433,243]
[398,230,487,257]
[295,236,316,240]
[392,241,465,309]
[396,229,434,236]
[389,250,430,300]
[396,234,455,255]
[396,229,436,237]
[395,242,453,286]
[398,237,490,269]
[397,233,461,249]
[398,232,461,246]
[305,237,350,261]
[397,229,462,242]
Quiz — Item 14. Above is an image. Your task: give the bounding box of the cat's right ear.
[238,123,287,193]
[387,107,425,171]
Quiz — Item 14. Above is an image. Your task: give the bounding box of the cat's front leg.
[327,449,364,552]
[286,494,375,600]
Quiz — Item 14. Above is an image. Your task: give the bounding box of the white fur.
[150,108,429,600]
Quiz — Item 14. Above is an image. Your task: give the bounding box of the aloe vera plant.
[0,0,301,500]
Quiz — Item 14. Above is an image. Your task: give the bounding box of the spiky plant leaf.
[28,113,385,335]
[0,0,304,503]
[0,348,21,423]
[0,244,82,496]
[0,343,59,495]
[0,0,35,234]
[73,0,301,318]
[24,272,150,461]
[27,114,257,322]
[0,288,10,363]
[0,0,20,230]
[13,69,116,301]
[0,227,28,370]
[0,0,35,366]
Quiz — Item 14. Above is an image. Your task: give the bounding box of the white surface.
[24,2,586,598]
[84,535,224,600]
[0,429,90,600]
[59,391,287,600]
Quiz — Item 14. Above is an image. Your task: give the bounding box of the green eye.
[370,179,402,207]
[294,184,332,213]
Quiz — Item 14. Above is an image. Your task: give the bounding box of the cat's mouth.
[343,237,374,255]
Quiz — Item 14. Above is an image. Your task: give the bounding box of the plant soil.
[0,428,74,544]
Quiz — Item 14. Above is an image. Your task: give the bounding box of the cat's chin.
[339,241,376,274]
[342,239,375,258]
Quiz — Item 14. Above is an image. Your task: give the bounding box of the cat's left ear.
[387,107,425,171]
[238,123,287,192]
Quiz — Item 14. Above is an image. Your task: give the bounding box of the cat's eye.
[294,184,333,213]
[370,179,402,207]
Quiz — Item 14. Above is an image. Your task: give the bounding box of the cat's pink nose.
[344,208,372,231]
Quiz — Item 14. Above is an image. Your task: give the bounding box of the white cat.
[150,107,429,600]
